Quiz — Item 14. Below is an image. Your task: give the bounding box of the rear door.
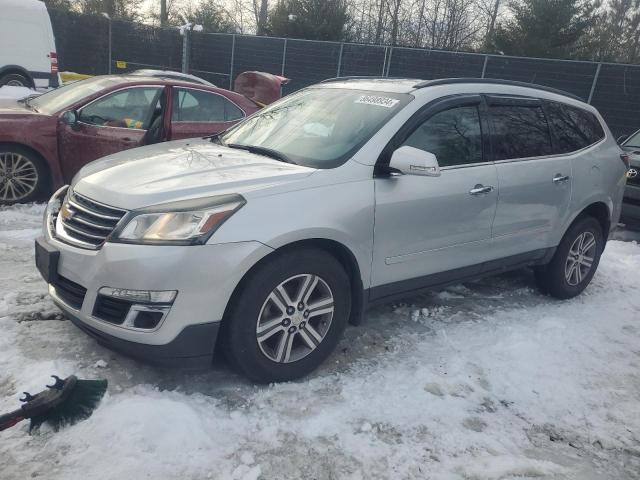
[371,96,499,297]
[58,86,163,179]
[487,96,572,257]
[169,87,246,140]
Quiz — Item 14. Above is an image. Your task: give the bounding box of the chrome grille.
[56,191,127,249]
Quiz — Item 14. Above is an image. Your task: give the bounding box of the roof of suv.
[319,76,582,101]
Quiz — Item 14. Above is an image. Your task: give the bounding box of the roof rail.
[320,76,411,83]
[413,78,584,101]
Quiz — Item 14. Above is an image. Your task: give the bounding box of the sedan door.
[169,87,246,140]
[58,86,163,179]
[371,96,499,299]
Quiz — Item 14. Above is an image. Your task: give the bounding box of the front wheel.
[535,216,603,299]
[223,249,351,383]
[0,147,49,204]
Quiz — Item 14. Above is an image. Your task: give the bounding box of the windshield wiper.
[226,143,296,165]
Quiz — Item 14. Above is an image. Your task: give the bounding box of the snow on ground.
[1,203,640,479]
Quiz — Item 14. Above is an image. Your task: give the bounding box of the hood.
[73,138,316,210]
[0,98,41,116]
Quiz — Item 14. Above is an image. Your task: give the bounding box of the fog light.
[98,287,177,304]
[123,305,169,330]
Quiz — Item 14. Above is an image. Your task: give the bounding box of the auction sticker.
[355,95,399,108]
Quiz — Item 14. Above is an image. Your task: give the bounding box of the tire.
[535,216,604,299]
[0,73,31,88]
[0,145,50,204]
[223,248,351,383]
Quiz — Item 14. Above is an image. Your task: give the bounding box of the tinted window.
[79,87,162,129]
[545,102,605,153]
[489,105,552,160]
[403,106,483,167]
[172,88,244,122]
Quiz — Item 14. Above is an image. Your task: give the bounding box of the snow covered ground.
[1,203,639,479]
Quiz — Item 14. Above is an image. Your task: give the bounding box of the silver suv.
[36,78,627,382]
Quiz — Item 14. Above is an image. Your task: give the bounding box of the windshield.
[626,130,640,148]
[30,77,120,114]
[220,88,411,168]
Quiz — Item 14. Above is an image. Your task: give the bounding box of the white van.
[0,0,59,89]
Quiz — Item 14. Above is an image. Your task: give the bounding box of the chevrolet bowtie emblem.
[59,204,74,221]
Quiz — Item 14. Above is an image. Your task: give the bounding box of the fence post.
[588,63,602,104]
[281,38,287,76]
[181,27,190,73]
[481,55,489,78]
[101,13,112,74]
[385,47,393,77]
[336,43,344,77]
[229,34,236,89]
[381,46,388,76]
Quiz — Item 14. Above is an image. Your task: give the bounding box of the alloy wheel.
[256,274,335,364]
[564,231,597,286]
[0,152,39,202]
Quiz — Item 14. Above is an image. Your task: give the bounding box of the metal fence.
[48,9,640,137]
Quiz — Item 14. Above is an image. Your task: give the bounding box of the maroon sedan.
[0,75,266,204]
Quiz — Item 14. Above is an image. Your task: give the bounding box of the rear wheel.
[0,147,49,204]
[0,73,31,88]
[535,216,603,299]
[223,249,351,383]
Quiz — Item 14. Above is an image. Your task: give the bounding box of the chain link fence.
[48,9,640,137]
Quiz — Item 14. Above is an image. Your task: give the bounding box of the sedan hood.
[73,138,316,210]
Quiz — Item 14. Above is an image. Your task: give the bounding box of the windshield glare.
[221,88,411,168]
[30,77,119,114]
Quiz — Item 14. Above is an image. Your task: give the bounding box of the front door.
[58,86,163,180]
[169,87,246,140]
[486,96,572,258]
[371,97,499,299]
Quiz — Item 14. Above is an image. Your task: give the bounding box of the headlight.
[111,194,245,245]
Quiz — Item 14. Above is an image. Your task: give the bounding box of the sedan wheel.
[0,152,39,203]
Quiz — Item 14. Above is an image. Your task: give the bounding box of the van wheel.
[0,146,49,204]
[0,73,31,88]
[223,249,351,383]
[535,216,603,299]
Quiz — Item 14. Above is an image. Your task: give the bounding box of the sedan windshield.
[30,77,122,114]
[625,130,640,148]
[221,88,411,168]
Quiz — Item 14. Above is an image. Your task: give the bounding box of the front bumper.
[40,202,273,365]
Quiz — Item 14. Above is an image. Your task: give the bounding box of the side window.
[79,87,161,129]
[489,104,552,160]
[402,106,483,167]
[545,102,605,153]
[172,88,245,122]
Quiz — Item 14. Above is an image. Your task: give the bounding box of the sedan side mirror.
[61,110,78,126]
[388,146,441,177]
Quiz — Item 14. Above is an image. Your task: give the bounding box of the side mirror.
[617,134,628,145]
[388,146,441,177]
[61,110,78,126]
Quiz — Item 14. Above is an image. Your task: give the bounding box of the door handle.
[553,174,570,184]
[469,184,494,196]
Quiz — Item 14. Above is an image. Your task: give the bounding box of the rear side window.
[489,104,552,160]
[172,88,244,122]
[402,106,484,167]
[544,102,605,153]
